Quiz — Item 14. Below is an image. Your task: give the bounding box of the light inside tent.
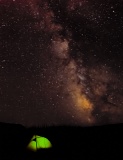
[27,135,52,152]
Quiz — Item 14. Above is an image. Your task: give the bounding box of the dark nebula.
[0,0,123,126]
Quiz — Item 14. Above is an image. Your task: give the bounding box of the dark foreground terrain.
[0,122,123,160]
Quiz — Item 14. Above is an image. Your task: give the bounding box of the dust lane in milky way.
[0,0,123,126]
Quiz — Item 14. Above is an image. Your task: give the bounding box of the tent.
[27,135,52,152]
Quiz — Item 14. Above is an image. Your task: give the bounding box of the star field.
[0,0,123,126]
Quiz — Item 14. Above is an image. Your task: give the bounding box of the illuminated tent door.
[27,135,52,152]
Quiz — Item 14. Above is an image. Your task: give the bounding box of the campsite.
[0,122,123,160]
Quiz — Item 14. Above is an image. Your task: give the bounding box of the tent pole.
[36,135,37,151]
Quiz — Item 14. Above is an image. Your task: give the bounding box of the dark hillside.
[0,122,123,159]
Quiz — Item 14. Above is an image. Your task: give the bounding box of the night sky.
[0,0,123,127]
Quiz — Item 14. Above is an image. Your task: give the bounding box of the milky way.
[0,0,123,126]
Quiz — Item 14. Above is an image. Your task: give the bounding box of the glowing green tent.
[27,135,52,152]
